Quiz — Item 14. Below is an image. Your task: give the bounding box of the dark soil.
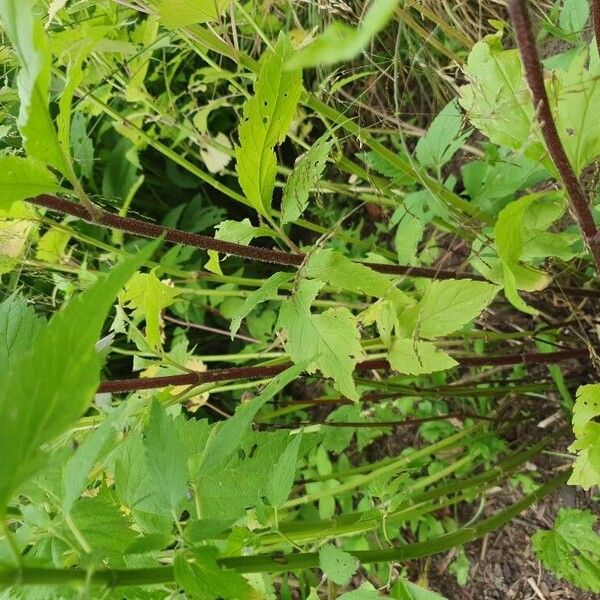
[428,483,599,599]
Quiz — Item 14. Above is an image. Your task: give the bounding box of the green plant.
[0,0,599,598]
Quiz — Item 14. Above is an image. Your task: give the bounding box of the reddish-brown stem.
[26,195,600,297]
[27,194,483,281]
[97,348,588,393]
[507,0,600,274]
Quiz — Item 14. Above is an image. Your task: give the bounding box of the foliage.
[533,508,600,592]
[0,0,597,598]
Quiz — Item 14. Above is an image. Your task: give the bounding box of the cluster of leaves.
[0,0,599,598]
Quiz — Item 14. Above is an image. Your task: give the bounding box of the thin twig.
[507,0,600,273]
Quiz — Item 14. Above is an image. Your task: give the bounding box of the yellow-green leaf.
[235,35,302,216]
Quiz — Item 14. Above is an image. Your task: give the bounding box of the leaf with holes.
[236,35,302,216]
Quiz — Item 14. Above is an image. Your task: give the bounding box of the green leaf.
[459,34,600,176]
[415,100,469,169]
[230,271,293,338]
[572,384,600,436]
[559,0,589,34]
[236,35,302,216]
[102,138,142,203]
[0,240,158,514]
[69,116,95,183]
[391,193,427,265]
[0,156,59,211]
[388,338,458,375]
[197,363,306,477]
[568,388,600,490]
[393,579,448,599]
[120,269,181,349]
[532,508,600,592]
[337,582,381,599]
[267,433,302,509]
[62,416,117,512]
[64,493,135,557]
[278,280,363,400]
[36,227,70,263]
[174,549,254,600]
[319,543,359,585]
[144,401,189,517]
[206,218,277,273]
[282,135,333,223]
[405,279,499,338]
[0,0,67,173]
[449,548,470,586]
[0,293,44,379]
[568,423,600,489]
[494,192,562,314]
[305,248,414,310]
[157,0,229,28]
[286,0,399,69]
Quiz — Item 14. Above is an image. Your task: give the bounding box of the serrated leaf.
[197,363,306,477]
[533,508,600,592]
[0,294,44,379]
[415,100,469,169]
[230,271,293,338]
[157,0,229,28]
[286,0,399,69]
[64,494,135,557]
[236,35,302,216]
[0,241,158,514]
[459,34,600,176]
[305,248,414,310]
[567,384,600,486]
[267,433,302,509]
[388,338,458,375]
[174,548,254,600]
[120,269,180,349]
[568,422,600,489]
[319,544,359,585]
[0,156,59,211]
[391,192,428,265]
[144,401,189,517]
[0,0,67,173]
[278,280,363,400]
[572,384,600,436]
[282,135,332,223]
[406,279,499,339]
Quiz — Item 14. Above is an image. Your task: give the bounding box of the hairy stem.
[28,194,484,281]
[97,348,588,393]
[508,0,600,273]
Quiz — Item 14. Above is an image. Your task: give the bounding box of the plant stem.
[507,0,600,273]
[28,194,487,281]
[97,348,588,393]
